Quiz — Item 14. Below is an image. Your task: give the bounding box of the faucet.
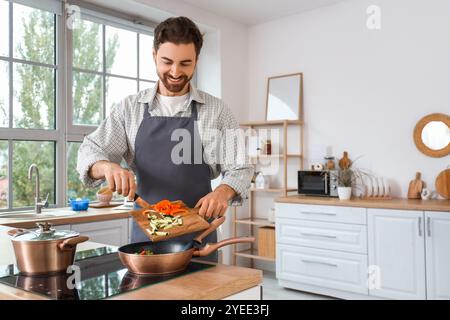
[28,164,49,214]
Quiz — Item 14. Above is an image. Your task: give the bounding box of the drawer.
[276,218,367,254]
[276,244,368,295]
[275,203,366,225]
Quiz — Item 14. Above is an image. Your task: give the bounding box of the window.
[0,0,157,211]
[1,1,58,210]
[70,18,157,127]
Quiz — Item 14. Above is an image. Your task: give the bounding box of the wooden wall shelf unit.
[232,119,303,267]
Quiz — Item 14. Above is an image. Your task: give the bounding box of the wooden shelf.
[235,218,275,227]
[234,249,276,262]
[240,119,303,127]
[232,118,302,267]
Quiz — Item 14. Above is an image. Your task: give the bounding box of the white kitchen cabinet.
[368,209,426,299]
[425,211,450,300]
[277,244,368,295]
[71,219,129,247]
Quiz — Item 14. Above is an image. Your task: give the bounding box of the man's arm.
[76,98,136,199]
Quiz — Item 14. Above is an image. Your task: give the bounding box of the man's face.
[153,42,197,93]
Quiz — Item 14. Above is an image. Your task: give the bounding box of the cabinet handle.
[301,259,338,267]
[427,217,431,237]
[300,211,337,216]
[301,232,337,239]
[418,217,422,237]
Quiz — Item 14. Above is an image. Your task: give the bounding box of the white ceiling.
[175,0,347,25]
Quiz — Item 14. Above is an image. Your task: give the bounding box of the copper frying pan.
[118,216,254,275]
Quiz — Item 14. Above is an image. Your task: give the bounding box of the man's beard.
[158,71,192,93]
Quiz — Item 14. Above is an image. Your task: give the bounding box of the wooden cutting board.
[89,202,122,208]
[435,169,450,199]
[129,201,209,242]
[408,172,424,199]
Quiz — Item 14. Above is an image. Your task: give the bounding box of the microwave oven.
[297,170,339,197]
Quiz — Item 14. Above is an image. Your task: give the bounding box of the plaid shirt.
[76,82,254,202]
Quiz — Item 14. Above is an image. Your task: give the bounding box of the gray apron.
[131,100,218,262]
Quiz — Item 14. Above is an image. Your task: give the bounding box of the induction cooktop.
[0,246,214,300]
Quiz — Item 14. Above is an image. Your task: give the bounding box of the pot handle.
[58,236,89,251]
[7,228,27,237]
[193,236,255,257]
[193,216,226,244]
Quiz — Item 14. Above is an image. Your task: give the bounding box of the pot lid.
[11,222,79,241]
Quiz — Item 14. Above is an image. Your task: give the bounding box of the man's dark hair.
[153,16,203,58]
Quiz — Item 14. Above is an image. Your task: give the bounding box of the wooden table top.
[276,195,450,212]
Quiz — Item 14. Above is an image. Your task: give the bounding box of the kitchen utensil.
[7,222,89,275]
[408,172,424,199]
[129,197,210,242]
[118,235,254,275]
[435,168,450,199]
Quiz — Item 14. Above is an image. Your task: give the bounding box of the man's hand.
[89,161,136,200]
[195,184,236,218]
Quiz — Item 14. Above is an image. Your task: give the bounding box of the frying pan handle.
[58,236,89,251]
[193,236,255,257]
[193,216,226,244]
[134,193,151,209]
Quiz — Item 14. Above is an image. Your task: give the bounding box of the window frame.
[0,0,157,212]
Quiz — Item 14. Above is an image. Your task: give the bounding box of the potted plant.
[330,156,371,200]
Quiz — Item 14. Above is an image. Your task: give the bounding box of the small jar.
[264,140,272,155]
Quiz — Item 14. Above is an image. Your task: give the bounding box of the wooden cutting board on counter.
[407,172,424,199]
[129,201,209,242]
[435,169,450,199]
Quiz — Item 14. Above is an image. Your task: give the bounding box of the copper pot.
[8,222,89,275]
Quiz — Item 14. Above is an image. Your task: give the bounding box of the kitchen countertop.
[0,206,132,228]
[276,195,450,212]
[0,225,263,300]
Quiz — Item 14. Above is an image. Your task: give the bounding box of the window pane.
[13,3,55,65]
[67,142,97,201]
[139,34,158,81]
[0,0,8,57]
[105,76,137,116]
[0,140,8,209]
[0,61,8,127]
[105,26,136,77]
[12,141,55,208]
[13,63,55,129]
[73,19,102,72]
[139,80,156,91]
[73,71,102,125]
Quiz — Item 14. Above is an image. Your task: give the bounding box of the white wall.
[247,0,450,199]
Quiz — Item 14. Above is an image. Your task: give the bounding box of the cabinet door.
[368,209,426,299]
[71,219,129,247]
[425,211,450,300]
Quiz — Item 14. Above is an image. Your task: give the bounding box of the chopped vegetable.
[136,248,154,256]
[152,199,188,216]
[143,208,183,236]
